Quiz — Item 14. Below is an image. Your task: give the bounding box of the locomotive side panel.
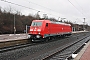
[43,22,72,38]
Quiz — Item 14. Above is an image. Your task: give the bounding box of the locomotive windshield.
[31,22,42,26]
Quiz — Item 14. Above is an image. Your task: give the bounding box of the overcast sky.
[0,0,90,25]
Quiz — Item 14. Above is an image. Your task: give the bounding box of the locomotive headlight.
[37,29,41,31]
[30,29,33,31]
[36,35,40,38]
[28,35,31,38]
[37,29,41,34]
[38,32,40,34]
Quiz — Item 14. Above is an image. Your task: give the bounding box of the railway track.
[17,32,90,60]
[0,39,32,52]
[0,33,83,53]
[43,35,90,60]
[0,32,90,60]
[0,37,68,53]
[0,42,37,53]
[0,39,29,48]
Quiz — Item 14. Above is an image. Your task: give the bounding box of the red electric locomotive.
[28,20,72,42]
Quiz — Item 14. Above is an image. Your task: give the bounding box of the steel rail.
[43,35,90,60]
[0,33,87,53]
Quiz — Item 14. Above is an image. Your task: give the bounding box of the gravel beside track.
[0,32,90,60]
[29,32,90,60]
[44,35,90,60]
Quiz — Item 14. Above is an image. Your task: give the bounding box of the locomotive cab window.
[46,23,48,27]
[31,22,42,26]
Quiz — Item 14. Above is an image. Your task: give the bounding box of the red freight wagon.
[28,20,72,42]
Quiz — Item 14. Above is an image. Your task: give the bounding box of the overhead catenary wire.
[1,0,82,20]
[26,0,88,22]
[25,0,61,15]
[1,0,37,11]
[68,0,90,25]
[67,0,86,17]
[74,0,90,17]
[0,0,61,19]
[26,0,88,19]
[27,0,88,21]
[74,0,84,12]
[1,0,89,23]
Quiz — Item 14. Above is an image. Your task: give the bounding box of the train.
[28,20,72,42]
